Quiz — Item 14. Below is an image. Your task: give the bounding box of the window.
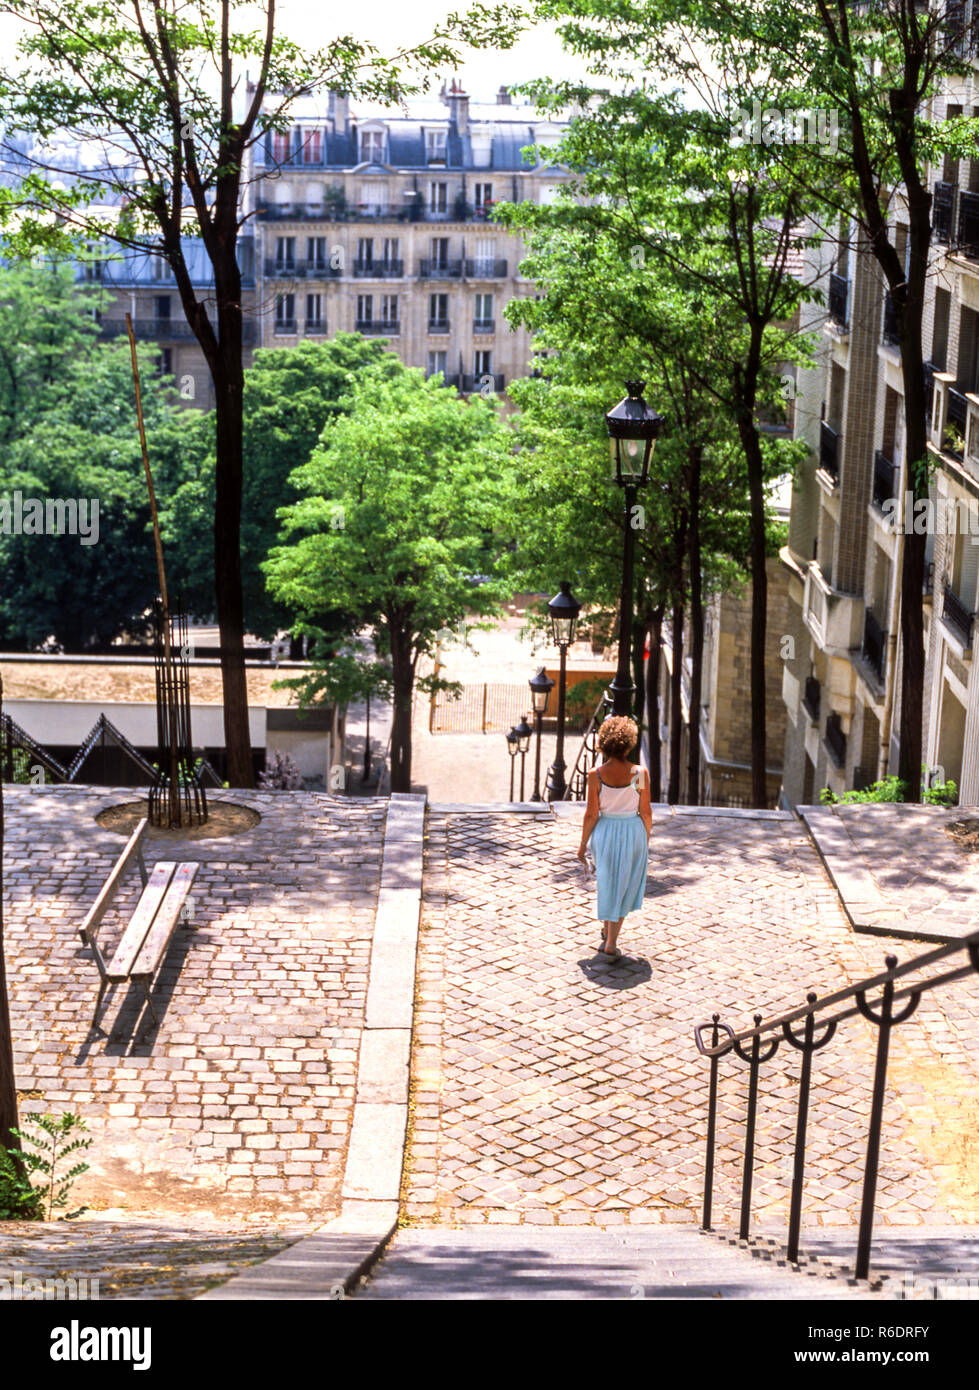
[306,294,324,331]
[429,181,448,215]
[431,237,449,268]
[933,288,951,371]
[474,349,493,377]
[359,182,387,215]
[429,292,448,328]
[357,294,374,325]
[158,347,173,376]
[427,350,447,378]
[302,128,323,164]
[426,129,447,164]
[474,292,493,328]
[357,237,374,269]
[474,182,493,210]
[382,237,400,268]
[154,295,171,322]
[360,129,385,163]
[307,237,328,271]
[474,237,495,276]
[381,294,398,324]
[276,236,296,269]
[272,130,292,164]
[151,256,169,281]
[275,293,296,330]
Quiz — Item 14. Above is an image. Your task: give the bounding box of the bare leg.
[605,917,624,953]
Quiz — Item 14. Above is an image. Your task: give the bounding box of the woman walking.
[576,716,652,959]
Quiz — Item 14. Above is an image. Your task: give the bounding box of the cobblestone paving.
[406,808,979,1229]
[2,787,383,1225]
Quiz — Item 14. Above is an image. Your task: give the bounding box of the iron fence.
[695,929,979,1279]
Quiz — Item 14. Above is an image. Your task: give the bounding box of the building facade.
[780,50,979,806]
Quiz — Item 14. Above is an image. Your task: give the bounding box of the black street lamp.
[505,726,520,801]
[513,714,532,802]
[528,665,555,801]
[604,381,663,718]
[544,581,582,801]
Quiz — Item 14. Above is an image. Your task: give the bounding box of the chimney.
[331,90,349,134]
[442,78,469,135]
[497,85,512,106]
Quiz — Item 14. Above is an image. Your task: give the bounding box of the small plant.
[258,748,305,789]
[820,764,957,806]
[0,1113,92,1220]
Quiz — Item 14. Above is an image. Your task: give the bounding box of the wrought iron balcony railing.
[273,318,297,334]
[427,318,450,333]
[862,608,886,683]
[828,271,848,327]
[958,189,979,261]
[100,318,257,344]
[461,372,505,393]
[943,581,975,647]
[695,929,979,1279]
[824,711,846,768]
[419,259,463,279]
[933,180,956,243]
[352,260,404,278]
[872,449,897,510]
[355,320,399,336]
[464,258,508,279]
[473,319,495,334]
[802,675,820,723]
[819,421,840,482]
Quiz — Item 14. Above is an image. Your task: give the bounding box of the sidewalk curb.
[198,791,427,1300]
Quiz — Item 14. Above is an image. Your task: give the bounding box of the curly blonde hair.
[597,715,639,760]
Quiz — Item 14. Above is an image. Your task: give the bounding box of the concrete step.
[355,1225,979,1301]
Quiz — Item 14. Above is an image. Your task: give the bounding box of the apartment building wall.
[781,46,979,808]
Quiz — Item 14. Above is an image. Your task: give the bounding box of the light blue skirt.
[592,812,648,920]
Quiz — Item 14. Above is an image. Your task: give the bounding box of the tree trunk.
[738,406,769,809]
[687,445,704,806]
[0,678,19,1155]
[388,626,414,793]
[668,595,685,804]
[647,605,664,802]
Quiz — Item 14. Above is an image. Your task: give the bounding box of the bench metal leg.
[91,980,109,1031]
[138,977,160,1028]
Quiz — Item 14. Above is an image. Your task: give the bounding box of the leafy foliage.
[0,1112,92,1220]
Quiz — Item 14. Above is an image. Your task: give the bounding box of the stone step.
[355,1225,979,1301]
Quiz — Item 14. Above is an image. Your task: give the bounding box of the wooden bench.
[77,818,199,1031]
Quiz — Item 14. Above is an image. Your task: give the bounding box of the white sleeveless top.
[597,765,645,813]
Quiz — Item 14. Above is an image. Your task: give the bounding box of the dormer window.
[301,128,323,164]
[360,129,385,164]
[426,129,447,164]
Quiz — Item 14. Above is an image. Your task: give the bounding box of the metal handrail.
[694,928,979,1277]
[563,691,612,801]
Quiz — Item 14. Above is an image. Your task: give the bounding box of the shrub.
[820,766,957,806]
[0,1113,92,1220]
[258,749,305,790]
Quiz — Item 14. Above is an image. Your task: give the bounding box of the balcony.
[464,258,508,279]
[862,608,887,684]
[354,320,399,336]
[819,421,840,482]
[266,258,301,278]
[957,191,979,260]
[352,260,404,278]
[945,386,968,459]
[427,318,450,334]
[872,449,898,510]
[273,319,297,334]
[943,582,975,648]
[828,272,848,328]
[802,675,821,723]
[419,259,463,279]
[473,319,495,334]
[99,317,257,345]
[933,181,956,243]
[461,373,505,393]
[304,321,327,336]
[882,291,899,347]
[825,712,847,769]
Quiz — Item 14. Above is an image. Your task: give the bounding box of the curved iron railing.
[695,928,979,1279]
[563,692,613,801]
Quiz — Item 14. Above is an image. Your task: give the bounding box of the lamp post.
[513,714,532,802]
[544,581,582,801]
[505,726,520,801]
[528,665,555,802]
[604,381,663,718]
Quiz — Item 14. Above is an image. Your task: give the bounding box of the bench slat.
[78,818,149,944]
[104,862,176,982]
[130,863,199,981]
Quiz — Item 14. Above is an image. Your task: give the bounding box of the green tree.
[159,334,403,638]
[0,331,199,649]
[265,363,516,792]
[0,0,522,784]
